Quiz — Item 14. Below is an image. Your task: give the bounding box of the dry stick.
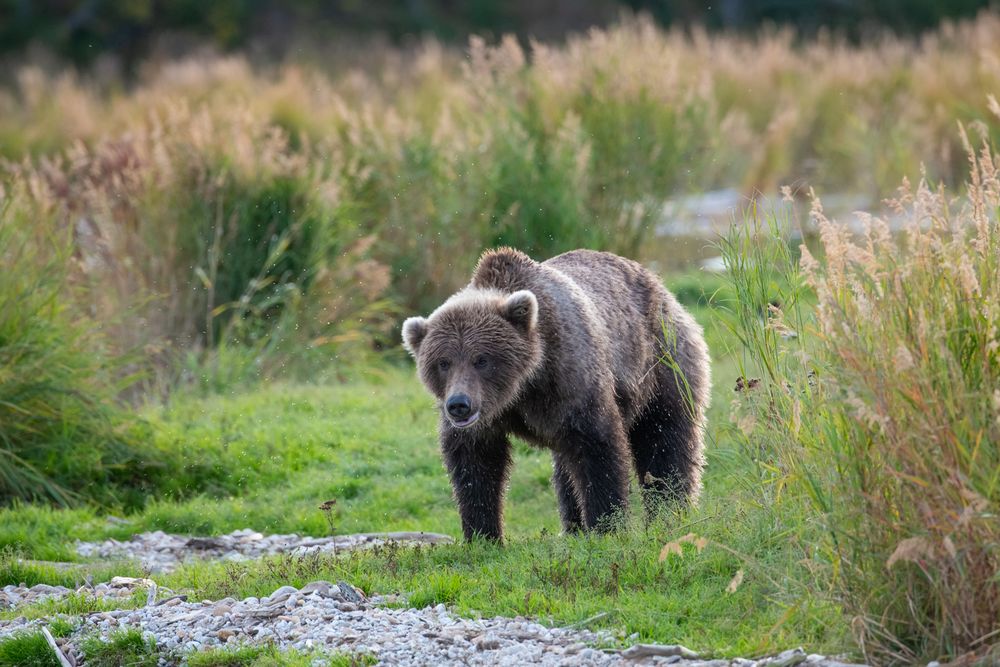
[700,538,785,591]
[971,626,1000,647]
[41,626,73,667]
[621,644,699,660]
[562,611,610,629]
[154,594,188,606]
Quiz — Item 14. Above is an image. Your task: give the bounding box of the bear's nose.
[446,394,472,420]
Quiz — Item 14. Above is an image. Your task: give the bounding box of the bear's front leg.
[441,423,512,542]
[559,405,631,531]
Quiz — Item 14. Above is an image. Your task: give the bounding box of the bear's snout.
[445,393,479,427]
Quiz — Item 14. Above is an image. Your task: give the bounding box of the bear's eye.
[437,359,451,372]
[473,355,489,370]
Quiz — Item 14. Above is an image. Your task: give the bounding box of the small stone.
[337,581,365,604]
[266,585,298,603]
[763,648,807,667]
[211,603,231,616]
[299,581,335,598]
[476,636,501,651]
[109,576,152,587]
[238,531,264,542]
[28,584,64,595]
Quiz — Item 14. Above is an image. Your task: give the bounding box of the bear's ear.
[501,290,538,333]
[402,317,429,357]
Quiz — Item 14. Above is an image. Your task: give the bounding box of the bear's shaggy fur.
[402,248,710,541]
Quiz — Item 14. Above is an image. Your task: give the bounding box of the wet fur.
[403,248,711,541]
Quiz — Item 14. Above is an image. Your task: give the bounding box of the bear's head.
[402,289,543,430]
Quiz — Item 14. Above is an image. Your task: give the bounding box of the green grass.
[80,629,158,667]
[0,591,145,622]
[0,631,60,667]
[0,285,854,659]
[46,618,76,639]
[188,644,375,667]
[0,547,146,587]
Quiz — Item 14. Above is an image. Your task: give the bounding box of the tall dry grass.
[0,181,166,507]
[4,102,398,394]
[721,122,1000,665]
[4,15,1000,192]
[2,15,999,328]
[3,15,999,324]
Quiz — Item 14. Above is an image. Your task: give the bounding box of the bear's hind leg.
[628,390,705,518]
[552,453,583,533]
[558,403,631,532]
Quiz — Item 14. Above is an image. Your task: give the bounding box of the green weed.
[0,184,159,508]
[80,629,158,667]
[187,644,374,667]
[0,631,59,667]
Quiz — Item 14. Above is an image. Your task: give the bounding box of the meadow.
[1,13,999,666]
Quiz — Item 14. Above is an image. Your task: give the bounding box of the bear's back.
[542,250,666,411]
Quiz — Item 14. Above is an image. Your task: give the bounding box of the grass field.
[0,277,851,660]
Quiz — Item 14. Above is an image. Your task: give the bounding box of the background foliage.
[0,0,995,69]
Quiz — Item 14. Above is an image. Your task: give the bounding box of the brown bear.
[402,248,710,541]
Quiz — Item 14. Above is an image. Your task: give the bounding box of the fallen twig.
[154,594,188,606]
[620,643,699,660]
[562,611,610,629]
[42,626,73,667]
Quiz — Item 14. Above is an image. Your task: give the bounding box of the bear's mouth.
[449,411,481,428]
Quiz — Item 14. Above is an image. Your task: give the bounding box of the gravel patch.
[1,580,866,666]
[75,529,454,573]
[0,531,868,665]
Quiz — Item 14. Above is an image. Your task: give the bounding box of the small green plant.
[81,629,158,667]
[0,631,59,667]
[46,618,76,639]
[187,644,271,667]
[188,645,374,667]
[327,653,377,667]
[408,571,464,608]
